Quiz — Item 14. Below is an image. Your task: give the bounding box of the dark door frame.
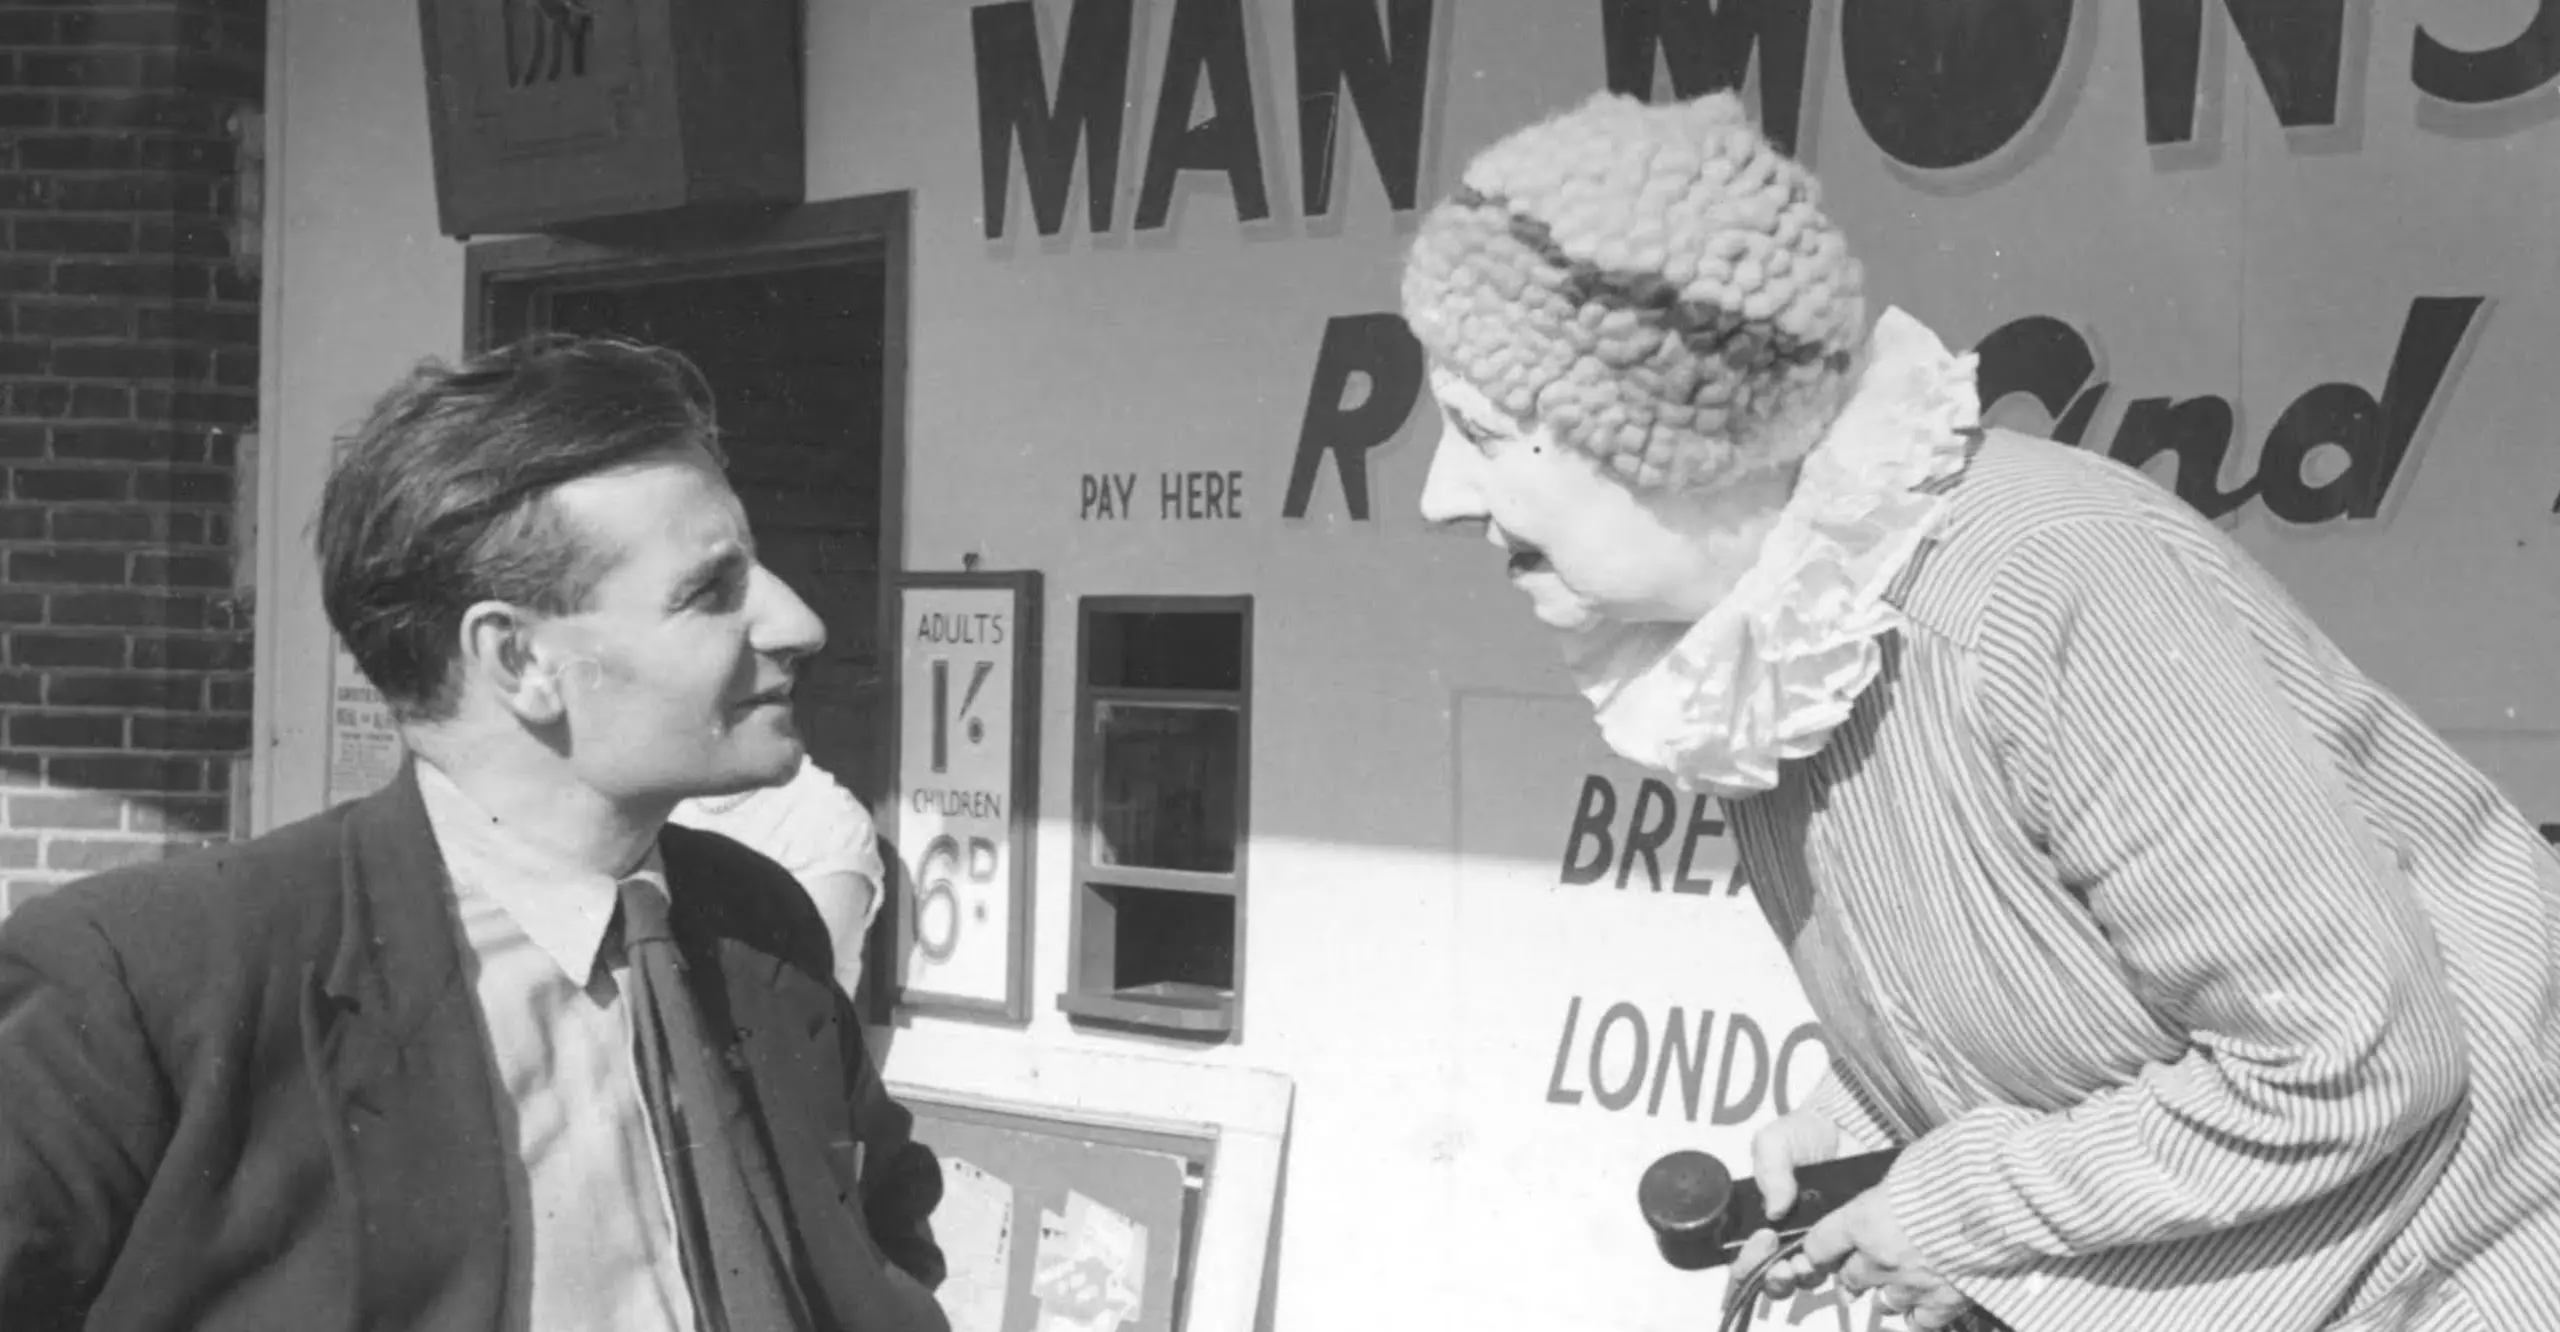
[459,193,913,812]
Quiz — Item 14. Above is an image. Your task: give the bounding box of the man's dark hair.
[315,333,724,721]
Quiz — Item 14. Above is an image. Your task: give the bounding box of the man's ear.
[457,601,565,725]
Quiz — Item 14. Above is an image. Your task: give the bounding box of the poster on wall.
[890,571,1042,1023]
[326,645,404,806]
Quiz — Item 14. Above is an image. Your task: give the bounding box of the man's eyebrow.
[673,543,751,599]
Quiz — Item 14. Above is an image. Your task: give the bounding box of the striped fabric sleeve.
[1883,516,2469,1280]
[1803,1066,1899,1154]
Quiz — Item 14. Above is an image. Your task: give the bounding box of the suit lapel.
[662,835,842,1302]
[303,763,512,1328]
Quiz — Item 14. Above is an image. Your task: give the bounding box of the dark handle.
[1638,1148,1901,1271]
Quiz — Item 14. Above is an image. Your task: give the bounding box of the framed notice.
[889,571,1042,1023]
[885,1028,1293,1332]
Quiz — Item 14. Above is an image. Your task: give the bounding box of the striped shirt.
[1728,430,2560,1331]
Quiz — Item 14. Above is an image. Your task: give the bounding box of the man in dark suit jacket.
[0,335,949,1332]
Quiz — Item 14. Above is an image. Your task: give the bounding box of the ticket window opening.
[1062,598,1253,1042]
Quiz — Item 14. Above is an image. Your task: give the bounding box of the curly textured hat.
[1401,90,1867,492]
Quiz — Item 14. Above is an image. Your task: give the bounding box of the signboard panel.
[891,572,1043,1023]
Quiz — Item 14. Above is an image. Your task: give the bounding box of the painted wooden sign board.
[414,0,803,236]
[888,572,1043,1024]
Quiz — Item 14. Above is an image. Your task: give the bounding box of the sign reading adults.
[895,581,1035,1017]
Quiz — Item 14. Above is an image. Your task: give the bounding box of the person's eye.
[687,573,744,611]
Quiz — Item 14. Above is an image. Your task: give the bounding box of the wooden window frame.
[1059,594,1254,1041]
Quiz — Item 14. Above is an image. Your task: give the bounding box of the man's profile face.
[521,443,825,807]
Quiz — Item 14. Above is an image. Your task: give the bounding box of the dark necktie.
[619,875,813,1332]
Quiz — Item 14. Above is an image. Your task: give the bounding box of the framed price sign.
[888,570,1042,1023]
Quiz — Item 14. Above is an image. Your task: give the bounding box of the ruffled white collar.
[1560,307,1981,799]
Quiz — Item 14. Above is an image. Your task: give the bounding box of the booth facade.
[252,3,2560,1327]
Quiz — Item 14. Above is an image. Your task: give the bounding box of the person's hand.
[1730,1108,1842,1300]
[1798,1186,1973,1330]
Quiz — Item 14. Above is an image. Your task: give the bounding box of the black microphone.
[1637,1147,1901,1271]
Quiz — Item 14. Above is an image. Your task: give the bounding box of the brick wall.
[0,0,265,915]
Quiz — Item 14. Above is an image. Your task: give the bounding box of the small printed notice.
[326,645,403,805]
[934,1157,1018,1332]
[1029,1191,1148,1332]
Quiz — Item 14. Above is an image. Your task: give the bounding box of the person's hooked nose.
[746,565,828,664]
[1417,427,1491,526]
